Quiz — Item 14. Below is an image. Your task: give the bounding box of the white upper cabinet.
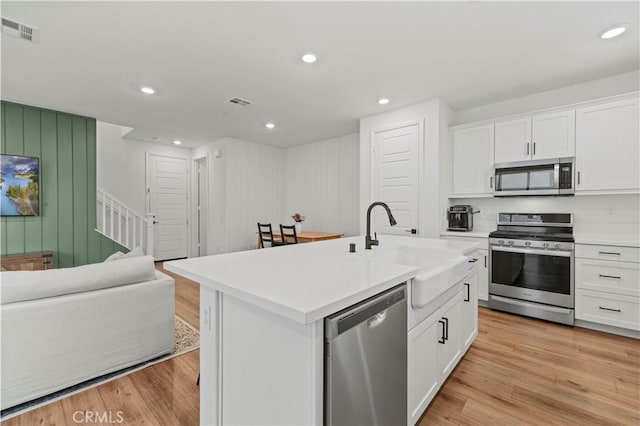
[494,110,575,163]
[575,98,639,193]
[494,118,531,163]
[531,110,575,160]
[451,124,494,197]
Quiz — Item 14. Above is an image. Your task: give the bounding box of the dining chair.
[258,223,282,248]
[279,224,298,245]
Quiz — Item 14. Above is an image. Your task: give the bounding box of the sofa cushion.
[104,246,144,262]
[1,256,157,305]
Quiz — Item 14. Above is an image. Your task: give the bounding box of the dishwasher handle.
[367,311,387,329]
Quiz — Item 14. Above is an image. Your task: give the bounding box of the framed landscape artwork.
[0,154,40,216]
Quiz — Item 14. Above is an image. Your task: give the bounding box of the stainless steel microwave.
[494,158,574,197]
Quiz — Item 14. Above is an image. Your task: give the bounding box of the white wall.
[359,98,451,239]
[193,137,284,254]
[453,70,640,125]
[96,121,191,215]
[284,133,360,237]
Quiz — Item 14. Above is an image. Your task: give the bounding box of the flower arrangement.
[291,213,305,223]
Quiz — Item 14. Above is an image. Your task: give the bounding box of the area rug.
[1,316,199,421]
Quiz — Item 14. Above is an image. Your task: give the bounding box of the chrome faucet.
[365,201,397,249]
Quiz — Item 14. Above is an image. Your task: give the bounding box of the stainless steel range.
[488,213,575,325]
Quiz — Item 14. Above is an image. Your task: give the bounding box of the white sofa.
[0,255,175,410]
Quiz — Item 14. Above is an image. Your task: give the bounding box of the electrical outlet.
[605,205,616,216]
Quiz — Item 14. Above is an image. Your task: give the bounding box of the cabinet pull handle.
[438,320,446,344]
[533,142,536,155]
[484,255,487,268]
[599,251,621,256]
[577,171,581,185]
[599,306,621,313]
[442,317,449,341]
[526,143,530,156]
[489,176,493,189]
[464,283,470,302]
[599,274,621,279]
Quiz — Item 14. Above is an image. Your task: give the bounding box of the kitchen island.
[165,235,481,425]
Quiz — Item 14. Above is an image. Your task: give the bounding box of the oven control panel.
[489,238,574,251]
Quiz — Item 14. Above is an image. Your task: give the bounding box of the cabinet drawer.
[575,244,639,263]
[575,289,639,331]
[575,258,640,296]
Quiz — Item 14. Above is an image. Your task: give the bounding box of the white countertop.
[440,230,491,238]
[574,233,640,248]
[165,235,481,325]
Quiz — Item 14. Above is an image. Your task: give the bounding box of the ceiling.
[1,2,638,149]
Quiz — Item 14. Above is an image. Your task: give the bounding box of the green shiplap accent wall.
[1,101,125,267]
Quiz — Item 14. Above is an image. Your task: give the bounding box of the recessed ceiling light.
[378,98,390,105]
[600,25,626,39]
[302,53,317,63]
[173,140,182,145]
[265,123,275,129]
[140,86,155,95]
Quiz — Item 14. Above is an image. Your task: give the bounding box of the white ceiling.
[2,1,638,148]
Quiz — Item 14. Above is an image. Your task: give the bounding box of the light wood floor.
[420,308,640,425]
[3,268,639,425]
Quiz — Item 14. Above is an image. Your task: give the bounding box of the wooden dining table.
[257,231,343,248]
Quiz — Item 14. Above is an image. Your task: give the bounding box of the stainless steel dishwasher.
[324,283,407,426]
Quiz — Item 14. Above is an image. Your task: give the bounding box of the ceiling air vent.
[227,97,253,107]
[2,18,39,43]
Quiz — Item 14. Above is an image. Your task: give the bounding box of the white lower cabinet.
[476,249,488,302]
[408,293,462,425]
[575,289,640,331]
[408,263,479,425]
[408,310,441,424]
[461,265,479,351]
[437,292,463,379]
[575,244,640,332]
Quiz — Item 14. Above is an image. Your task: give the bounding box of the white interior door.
[194,157,208,257]
[373,123,420,236]
[148,154,188,261]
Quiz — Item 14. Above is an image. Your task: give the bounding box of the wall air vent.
[2,17,39,43]
[227,97,253,107]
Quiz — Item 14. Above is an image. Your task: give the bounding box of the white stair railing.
[96,189,154,255]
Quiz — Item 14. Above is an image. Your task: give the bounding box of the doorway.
[147,153,188,261]
[372,122,421,236]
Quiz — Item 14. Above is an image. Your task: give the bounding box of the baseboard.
[575,319,640,339]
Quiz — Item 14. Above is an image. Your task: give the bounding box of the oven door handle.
[490,246,572,257]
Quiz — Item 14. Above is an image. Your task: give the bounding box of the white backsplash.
[446,194,640,237]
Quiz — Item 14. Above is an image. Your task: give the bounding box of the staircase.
[96,189,154,255]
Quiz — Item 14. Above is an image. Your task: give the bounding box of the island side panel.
[200,286,221,425]
[221,293,323,425]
